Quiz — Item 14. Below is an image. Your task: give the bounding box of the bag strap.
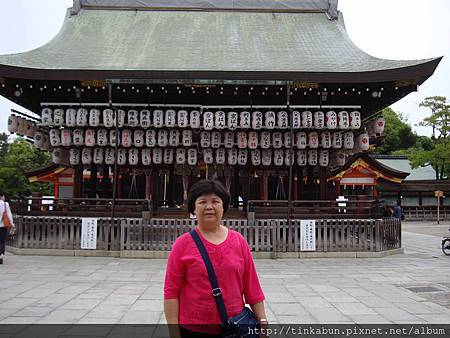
[189,228,229,324]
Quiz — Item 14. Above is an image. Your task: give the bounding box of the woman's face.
[194,193,224,227]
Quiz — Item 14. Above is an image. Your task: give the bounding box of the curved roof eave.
[0,8,442,83]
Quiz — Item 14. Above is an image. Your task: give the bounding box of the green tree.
[374,107,417,154]
[0,138,52,197]
[408,96,450,179]
[0,132,8,162]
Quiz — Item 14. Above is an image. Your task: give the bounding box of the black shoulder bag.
[189,229,259,338]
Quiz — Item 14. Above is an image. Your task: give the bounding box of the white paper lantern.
[176,148,186,165]
[285,150,293,166]
[375,117,386,134]
[69,148,80,165]
[326,111,337,129]
[216,148,226,164]
[85,129,96,147]
[272,132,283,149]
[262,150,272,166]
[89,109,101,127]
[66,109,77,127]
[308,150,318,166]
[308,132,319,149]
[302,111,313,128]
[228,149,238,165]
[187,148,198,165]
[228,111,238,130]
[237,132,248,149]
[297,150,307,166]
[296,132,307,149]
[250,149,260,166]
[366,120,376,138]
[358,132,370,151]
[224,132,234,148]
[142,148,152,165]
[96,129,108,147]
[350,111,361,129]
[238,149,248,165]
[110,130,120,147]
[200,131,211,148]
[277,111,289,129]
[203,149,214,164]
[34,132,45,149]
[203,111,214,130]
[169,130,180,147]
[334,151,346,166]
[177,110,188,128]
[121,129,132,148]
[103,109,114,128]
[338,111,350,129]
[114,110,126,128]
[140,110,151,128]
[240,111,251,129]
[52,148,68,165]
[265,111,276,129]
[332,132,343,149]
[165,109,176,128]
[82,148,93,165]
[211,132,221,148]
[17,117,27,135]
[314,111,325,129]
[252,111,263,130]
[94,148,104,165]
[146,130,156,147]
[163,148,173,164]
[129,148,139,165]
[321,131,332,149]
[260,132,271,149]
[182,130,192,147]
[190,110,201,129]
[49,129,61,147]
[215,111,226,129]
[153,110,164,128]
[73,129,84,146]
[344,132,354,150]
[248,131,258,149]
[53,109,65,126]
[61,129,72,147]
[134,129,145,147]
[7,115,18,133]
[319,150,329,167]
[26,121,37,138]
[117,148,127,165]
[284,132,292,148]
[127,110,139,127]
[105,148,115,165]
[157,130,168,147]
[41,108,52,126]
[292,111,301,129]
[76,108,88,127]
[274,150,284,166]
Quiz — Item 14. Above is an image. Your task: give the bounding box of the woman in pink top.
[164,180,267,337]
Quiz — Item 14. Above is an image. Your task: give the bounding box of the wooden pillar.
[419,191,423,206]
[145,171,152,200]
[241,169,250,210]
[102,165,110,198]
[293,175,298,200]
[232,167,239,207]
[168,165,175,207]
[152,171,160,213]
[73,165,83,198]
[89,165,98,198]
[320,167,328,200]
[307,166,314,200]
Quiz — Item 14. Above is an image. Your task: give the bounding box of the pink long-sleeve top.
[164,227,265,334]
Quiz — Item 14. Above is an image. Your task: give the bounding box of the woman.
[0,190,15,264]
[164,180,267,337]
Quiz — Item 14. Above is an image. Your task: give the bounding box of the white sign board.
[81,218,97,250]
[300,220,316,251]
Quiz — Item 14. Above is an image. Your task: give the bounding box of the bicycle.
[442,229,450,256]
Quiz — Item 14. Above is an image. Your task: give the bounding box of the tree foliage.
[0,136,52,198]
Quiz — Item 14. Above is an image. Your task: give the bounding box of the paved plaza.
[1,221,450,324]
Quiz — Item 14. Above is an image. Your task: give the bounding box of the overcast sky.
[0,0,449,136]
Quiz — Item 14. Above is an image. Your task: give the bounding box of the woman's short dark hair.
[187,180,230,214]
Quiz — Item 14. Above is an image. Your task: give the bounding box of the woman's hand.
[164,299,181,338]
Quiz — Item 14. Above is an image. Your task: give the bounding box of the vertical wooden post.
[320,167,328,200]
[90,165,98,198]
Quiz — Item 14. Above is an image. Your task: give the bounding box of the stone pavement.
[1,221,450,324]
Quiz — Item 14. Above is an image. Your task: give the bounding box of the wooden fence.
[8,216,401,253]
[403,206,450,221]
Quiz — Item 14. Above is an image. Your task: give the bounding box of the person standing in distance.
[0,190,15,264]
